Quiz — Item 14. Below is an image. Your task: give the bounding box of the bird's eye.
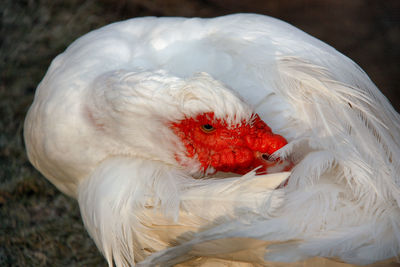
[201,124,216,133]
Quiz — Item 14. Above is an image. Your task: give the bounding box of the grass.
[0,0,398,266]
[1,1,123,265]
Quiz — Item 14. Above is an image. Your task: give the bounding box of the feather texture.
[78,157,288,265]
[24,14,400,266]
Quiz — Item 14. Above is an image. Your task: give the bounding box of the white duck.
[24,14,400,266]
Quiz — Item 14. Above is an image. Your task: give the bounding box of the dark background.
[1,0,399,266]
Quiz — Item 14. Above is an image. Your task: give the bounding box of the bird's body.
[24,14,400,266]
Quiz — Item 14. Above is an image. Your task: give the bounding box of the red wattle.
[170,112,289,174]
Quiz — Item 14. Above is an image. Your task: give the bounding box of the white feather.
[78,157,287,266]
[24,14,400,266]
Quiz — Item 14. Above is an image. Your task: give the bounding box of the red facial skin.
[170,112,291,175]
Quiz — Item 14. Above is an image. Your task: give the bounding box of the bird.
[24,14,400,266]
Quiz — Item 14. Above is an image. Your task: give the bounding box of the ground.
[0,0,399,266]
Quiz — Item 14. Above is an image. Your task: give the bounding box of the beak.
[254,151,293,175]
[260,152,274,162]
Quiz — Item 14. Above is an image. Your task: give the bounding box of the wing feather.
[78,157,288,266]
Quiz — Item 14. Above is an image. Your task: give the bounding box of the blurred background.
[0,0,399,266]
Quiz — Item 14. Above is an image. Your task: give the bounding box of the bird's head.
[86,70,291,177]
[170,112,291,176]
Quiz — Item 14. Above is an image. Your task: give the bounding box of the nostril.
[261,153,273,162]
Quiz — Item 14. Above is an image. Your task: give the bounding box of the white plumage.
[24,14,400,266]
